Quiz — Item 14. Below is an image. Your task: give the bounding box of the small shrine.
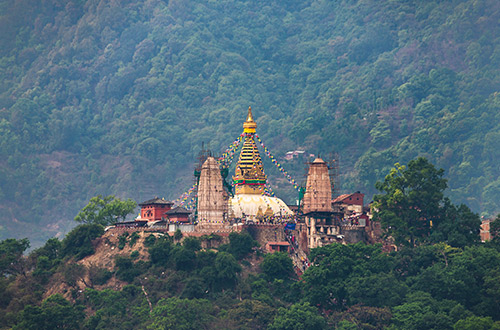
[138,197,174,222]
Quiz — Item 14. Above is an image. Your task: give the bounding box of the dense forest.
[1,213,500,329]
[1,0,500,245]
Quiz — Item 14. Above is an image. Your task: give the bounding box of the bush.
[91,268,113,286]
[130,250,139,259]
[115,256,143,283]
[129,232,140,247]
[174,229,183,241]
[144,234,156,247]
[118,234,128,250]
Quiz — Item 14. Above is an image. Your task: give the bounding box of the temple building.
[137,197,174,222]
[114,105,376,256]
[228,107,293,221]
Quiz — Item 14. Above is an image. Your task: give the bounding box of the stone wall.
[341,226,366,244]
[243,224,286,246]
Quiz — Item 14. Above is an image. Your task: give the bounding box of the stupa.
[229,107,293,221]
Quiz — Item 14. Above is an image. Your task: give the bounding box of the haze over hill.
[1,0,500,246]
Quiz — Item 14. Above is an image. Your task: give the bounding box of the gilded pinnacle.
[243,106,257,133]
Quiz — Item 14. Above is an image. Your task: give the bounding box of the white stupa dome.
[229,194,293,220]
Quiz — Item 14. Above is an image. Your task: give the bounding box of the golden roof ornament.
[243,106,257,133]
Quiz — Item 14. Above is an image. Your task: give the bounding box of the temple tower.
[302,158,338,248]
[302,158,332,214]
[197,156,227,228]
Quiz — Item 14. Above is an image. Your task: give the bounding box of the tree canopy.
[373,157,480,248]
[373,157,447,247]
[74,195,137,226]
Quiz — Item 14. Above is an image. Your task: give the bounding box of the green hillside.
[1,0,500,245]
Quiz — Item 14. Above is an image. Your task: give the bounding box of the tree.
[391,291,468,330]
[329,305,392,330]
[83,286,149,329]
[173,247,196,271]
[454,316,500,330]
[14,294,84,330]
[149,237,173,267]
[373,157,448,247]
[346,273,407,307]
[148,298,215,330]
[74,195,136,226]
[224,300,276,330]
[431,199,481,248]
[214,252,242,289]
[490,214,500,243]
[269,302,326,330]
[302,243,394,310]
[61,224,104,260]
[0,238,30,277]
[223,231,258,260]
[260,252,294,281]
[183,237,201,251]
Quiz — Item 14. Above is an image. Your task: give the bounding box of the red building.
[165,206,192,223]
[139,197,174,222]
[332,192,365,220]
[265,241,290,253]
[481,219,492,242]
[332,192,364,207]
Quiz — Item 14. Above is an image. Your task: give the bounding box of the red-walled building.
[139,197,174,222]
[481,219,492,242]
[332,191,365,216]
[332,192,364,206]
[165,206,192,223]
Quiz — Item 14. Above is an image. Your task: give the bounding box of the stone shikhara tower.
[302,158,332,214]
[197,156,227,228]
[302,158,338,248]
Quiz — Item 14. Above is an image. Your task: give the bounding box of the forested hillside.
[2,226,500,329]
[1,0,500,245]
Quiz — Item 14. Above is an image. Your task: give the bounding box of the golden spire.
[243,106,257,134]
[234,107,266,194]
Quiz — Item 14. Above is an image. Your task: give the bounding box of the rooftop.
[139,197,174,206]
[165,206,192,215]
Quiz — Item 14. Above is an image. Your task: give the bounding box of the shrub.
[118,234,128,250]
[129,232,140,247]
[144,234,156,247]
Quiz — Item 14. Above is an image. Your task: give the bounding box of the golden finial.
[246,106,254,122]
[243,106,257,133]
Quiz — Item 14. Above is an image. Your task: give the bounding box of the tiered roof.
[233,107,267,195]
